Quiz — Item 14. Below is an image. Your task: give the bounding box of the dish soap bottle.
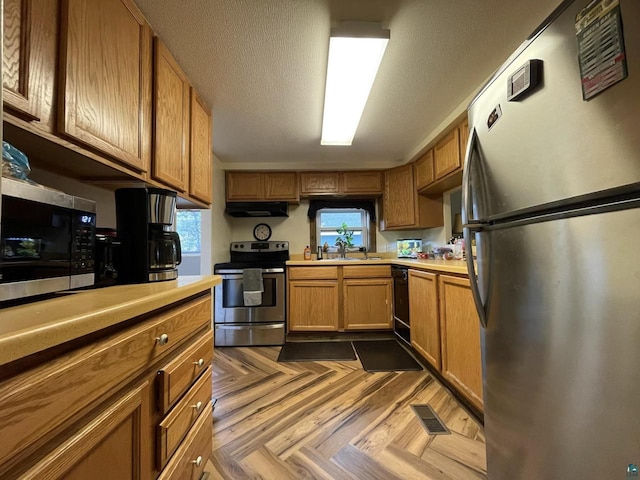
[304,245,311,260]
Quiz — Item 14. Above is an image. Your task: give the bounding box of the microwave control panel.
[71,212,96,274]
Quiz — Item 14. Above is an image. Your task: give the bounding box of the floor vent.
[411,404,451,435]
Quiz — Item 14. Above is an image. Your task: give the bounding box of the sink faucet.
[360,246,368,260]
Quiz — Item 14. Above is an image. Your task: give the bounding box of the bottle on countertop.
[317,246,323,260]
[304,245,311,260]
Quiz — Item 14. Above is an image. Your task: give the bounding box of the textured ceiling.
[135,0,561,169]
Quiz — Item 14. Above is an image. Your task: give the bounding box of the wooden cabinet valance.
[300,170,383,197]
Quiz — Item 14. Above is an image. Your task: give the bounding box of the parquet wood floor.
[206,345,487,479]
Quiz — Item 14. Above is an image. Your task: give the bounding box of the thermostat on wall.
[507,59,543,101]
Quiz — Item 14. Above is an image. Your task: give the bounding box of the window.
[175,210,201,254]
[316,208,368,249]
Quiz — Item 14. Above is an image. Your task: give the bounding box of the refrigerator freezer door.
[482,205,640,479]
[468,0,640,221]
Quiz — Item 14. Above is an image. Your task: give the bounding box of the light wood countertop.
[286,258,470,275]
[0,275,221,367]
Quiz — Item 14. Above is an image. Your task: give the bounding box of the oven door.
[214,269,285,324]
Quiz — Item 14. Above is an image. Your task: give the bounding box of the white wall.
[226,201,311,255]
[29,168,117,227]
[219,195,455,257]
[210,154,233,265]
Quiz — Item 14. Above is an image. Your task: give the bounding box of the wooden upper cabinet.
[383,164,416,229]
[226,171,298,202]
[300,172,340,195]
[264,172,298,201]
[341,171,383,195]
[189,90,213,204]
[153,38,190,192]
[433,127,461,180]
[3,0,58,128]
[58,0,152,173]
[226,172,263,200]
[415,149,434,191]
[439,275,483,410]
[382,164,443,231]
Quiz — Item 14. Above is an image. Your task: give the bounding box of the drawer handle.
[156,334,169,346]
[192,456,203,467]
[193,358,205,367]
[192,401,203,411]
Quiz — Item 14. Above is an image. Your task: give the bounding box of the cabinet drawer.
[0,294,211,467]
[158,404,212,480]
[158,367,212,469]
[343,265,391,278]
[158,330,213,414]
[288,266,338,280]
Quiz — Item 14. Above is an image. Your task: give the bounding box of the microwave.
[0,177,96,302]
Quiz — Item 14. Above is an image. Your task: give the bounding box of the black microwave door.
[1,196,71,282]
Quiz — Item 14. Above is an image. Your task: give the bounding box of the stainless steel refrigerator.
[462,0,640,478]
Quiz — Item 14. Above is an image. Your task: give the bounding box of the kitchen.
[4,1,637,478]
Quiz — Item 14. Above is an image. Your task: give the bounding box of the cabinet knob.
[192,456,203,467]
[156,334,169,346]
[193,358,205,367]
[192,401,203,411]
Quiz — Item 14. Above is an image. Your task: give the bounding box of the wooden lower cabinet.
[288,280,339,331]
[22,382,151,480]
[0,292,213,479]
[343,278,392,330]
[438,275,483,410]
[409,270,441,370]
[288,265,393,332]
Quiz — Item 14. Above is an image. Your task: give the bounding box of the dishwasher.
[391,266,410,345]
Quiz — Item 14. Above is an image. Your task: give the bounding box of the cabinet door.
[409,270,441,370]
[288,280,339,331]
[264,172,298,202]
[383,164,416,228]
[153,38,190,192]
[439,275,483,410]
[341,171,383,195]
[3,0,58,127]
[225,172,263,201]
[433,128,461,180]
[59,0,152,172]
[300,172,340,195]
[189,91,213,204]
[415,150,434,191]
[21,381,150,480]
[343,278,392,330]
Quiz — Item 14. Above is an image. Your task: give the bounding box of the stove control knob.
[240,244,245,248]
[276,243,281,248]
[233,244,238,249]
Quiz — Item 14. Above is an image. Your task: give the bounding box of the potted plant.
[335,223,354,258]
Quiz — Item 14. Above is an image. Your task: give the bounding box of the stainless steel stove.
[213,241,289,346]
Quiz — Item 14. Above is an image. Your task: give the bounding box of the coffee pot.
[115,187,182,283]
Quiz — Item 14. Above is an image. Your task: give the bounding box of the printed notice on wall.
[575,0,627,100]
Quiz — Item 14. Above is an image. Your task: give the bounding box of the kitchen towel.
[242,268,264,306]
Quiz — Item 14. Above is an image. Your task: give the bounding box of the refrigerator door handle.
[462,128,489,328]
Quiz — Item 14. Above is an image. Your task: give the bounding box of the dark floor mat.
[353,340,423,372]
[277,341,356,362]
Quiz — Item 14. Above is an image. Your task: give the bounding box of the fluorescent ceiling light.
[321,25,389,146]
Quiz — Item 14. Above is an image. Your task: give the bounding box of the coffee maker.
[115,187,182,283]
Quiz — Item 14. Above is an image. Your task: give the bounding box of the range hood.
[225,201,289,217]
